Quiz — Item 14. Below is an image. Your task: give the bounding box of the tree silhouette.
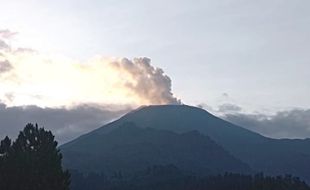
[0,136,12,189]
[0,123,70,190]
[70,165,310,190]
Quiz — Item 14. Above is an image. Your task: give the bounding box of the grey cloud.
[14,48,36,54]
[0,60,13,73]
[0,40,10,50]
[115,57,181,105]
[198,102,310,139]
[0,29,17,39]
[218,103,242,113]
[197,103,242,114]
[0,103,130,144]
[197,103,215,112]
[223,109,310,139]
[0,30,13,51]
[222,93,229,98]
[4,93,15,102]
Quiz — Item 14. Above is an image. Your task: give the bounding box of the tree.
[0,123,70,190]
[0,136,12,189]
[0,136,11,156]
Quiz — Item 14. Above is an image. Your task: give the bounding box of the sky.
[0,0,309,143]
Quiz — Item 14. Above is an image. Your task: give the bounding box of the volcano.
[61,105,310,181]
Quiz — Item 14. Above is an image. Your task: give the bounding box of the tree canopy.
[0,123,70,190]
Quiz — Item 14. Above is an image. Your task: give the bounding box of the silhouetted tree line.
[0,123,70,190]
[70,165,310,190]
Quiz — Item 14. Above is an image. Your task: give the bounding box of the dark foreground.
[71,165,310,190]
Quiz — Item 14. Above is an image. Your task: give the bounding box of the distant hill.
[61,105,310,181]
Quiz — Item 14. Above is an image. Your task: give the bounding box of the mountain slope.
[61,122,251,174]
[61,105,310,181]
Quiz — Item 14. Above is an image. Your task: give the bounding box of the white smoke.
[0,29,180,107]
[111,57,180,105]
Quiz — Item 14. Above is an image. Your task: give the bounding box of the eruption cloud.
[0,30,180,108]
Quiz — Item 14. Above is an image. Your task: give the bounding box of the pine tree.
[0,123,70,190]
[0,136,12,189]
[0,136,11,156]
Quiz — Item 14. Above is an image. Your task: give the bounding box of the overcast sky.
[0,0,309,142]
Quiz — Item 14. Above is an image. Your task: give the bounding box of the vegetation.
[70,165,310,190]
[0,123,70,190]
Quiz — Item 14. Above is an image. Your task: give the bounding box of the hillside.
[62,122,250,175]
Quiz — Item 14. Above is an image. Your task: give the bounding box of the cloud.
[14,48,36,54]
[223,109,310,139]
[0,103,130,144]
[222,93,229,98]
[0,60,13,73]
[0,40,10,50]
[198,102,310,139]
[0,29,16,51]
[218,103,242,113]
[0,29,17,39]
[112,57,180,105]
[0,30,180,107]
[0,29,180,145]
[197,103,213,111]
[198,102,242,115]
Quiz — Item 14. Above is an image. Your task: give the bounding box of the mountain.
[61,122,250,175]
[61,105,310,181]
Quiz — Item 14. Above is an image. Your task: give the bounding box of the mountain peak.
[130,104,210,115]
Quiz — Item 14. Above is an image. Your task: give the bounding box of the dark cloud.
[0,60,13,73]
[0,103,130,144]
[223,109,310,139]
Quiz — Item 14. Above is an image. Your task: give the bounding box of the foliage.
[0,123,70,190]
